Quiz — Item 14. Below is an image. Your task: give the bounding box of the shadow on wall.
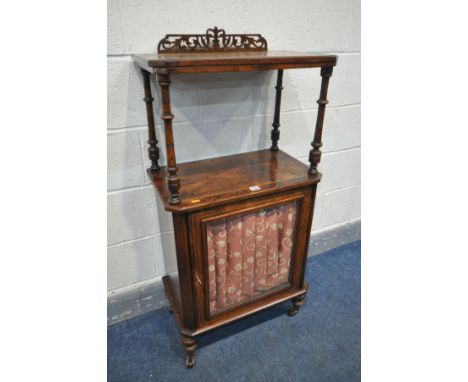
[170,71,272,163]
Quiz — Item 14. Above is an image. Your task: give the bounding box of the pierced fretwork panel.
[158,26,268,53]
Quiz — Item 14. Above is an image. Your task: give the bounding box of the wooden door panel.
[189,187,314,325]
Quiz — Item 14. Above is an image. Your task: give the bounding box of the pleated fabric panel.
[206,202,297,314]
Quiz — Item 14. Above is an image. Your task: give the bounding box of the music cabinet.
[132,27,337,368]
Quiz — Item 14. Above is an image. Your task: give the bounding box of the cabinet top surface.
[132,51,337,73]
[149,149,320,213]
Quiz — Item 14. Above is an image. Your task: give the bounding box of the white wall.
[107,0,360,293]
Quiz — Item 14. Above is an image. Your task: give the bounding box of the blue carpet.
[108,240,361,382]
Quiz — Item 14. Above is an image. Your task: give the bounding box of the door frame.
[188,186,315,326]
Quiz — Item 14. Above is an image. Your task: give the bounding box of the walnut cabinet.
[132,27,337,368]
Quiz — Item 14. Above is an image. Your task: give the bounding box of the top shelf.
[132,51,337,74]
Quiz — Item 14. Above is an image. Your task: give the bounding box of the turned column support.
[309,66,333,175]
[157,71,180,205]
[141,69,160,171]
[270,69,284,151]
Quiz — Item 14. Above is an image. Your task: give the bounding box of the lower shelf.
[149,149,320,213]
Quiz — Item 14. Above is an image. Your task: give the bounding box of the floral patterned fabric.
[206,202,297,314]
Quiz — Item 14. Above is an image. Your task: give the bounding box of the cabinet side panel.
[172,213,196,329]
[296,185,316,288]
[162,254,182,327]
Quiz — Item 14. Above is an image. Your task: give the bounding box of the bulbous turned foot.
[185,353,195,368]
[168,305,173,314]
[288,294,306,317]
[181,335,197,369]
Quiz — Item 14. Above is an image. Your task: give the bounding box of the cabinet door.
[189,188,314,323]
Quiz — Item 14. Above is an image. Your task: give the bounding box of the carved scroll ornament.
[157,27,268,53]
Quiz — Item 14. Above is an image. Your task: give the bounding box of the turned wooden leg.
[181,335,197,368]
[270,69,284,151]
[141,69,161,171]
[157,72,180,205]
[308,66,333,175]
[288,294,306,317]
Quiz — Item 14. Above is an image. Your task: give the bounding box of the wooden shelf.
[133,51,337,74]
[149,149,320,213]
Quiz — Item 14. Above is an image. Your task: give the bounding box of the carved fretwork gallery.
[157,26,267,53]
[132,27,337,368]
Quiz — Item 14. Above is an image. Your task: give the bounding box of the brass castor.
[288,294,305,317]
[288,306,299,316]
[185,353,195,368]
[181,335,197,368]
[168,305,173,314]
